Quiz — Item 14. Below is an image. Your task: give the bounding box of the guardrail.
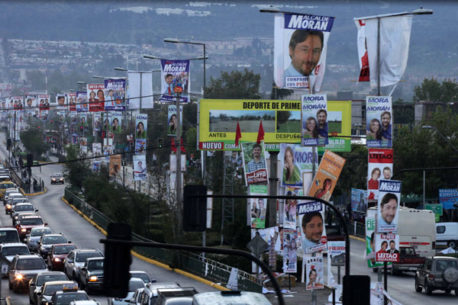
[64,187,263,292]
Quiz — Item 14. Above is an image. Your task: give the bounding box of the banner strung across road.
[304,254,324,290]
[280,144,317,187]
[249,184,268,229]
[375,233,400,263]
[308,150,345,202]
[133,154,147,181]
[377,180,401,233]
[135,113,148,154]
[160,59,190,103]
[87,84,105,112]
[301,94,328,146]
[104,79,126,111]
[367,148,393,201]
[298,201,326,254]
[241,142,268,185]
[127,72,154,109]
[273,13,335,91]
[167,105,182,137]
[366,96,392,148]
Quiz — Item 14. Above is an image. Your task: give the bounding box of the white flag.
[355,15,412,88]
[127,72,154,109]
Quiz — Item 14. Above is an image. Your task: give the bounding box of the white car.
[108,278,145,305]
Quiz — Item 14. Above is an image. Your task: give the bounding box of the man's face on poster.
[303,215,323,243]
[289,34,323,76]
[390,241,396,251]
[381,198,397,224]
[166,75,173,85]
[317,111,327,126]
[252,146,261,160]
[381,113,391,129]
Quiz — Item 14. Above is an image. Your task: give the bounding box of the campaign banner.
[355,19,370,82]
[76,91,88,112]
[135,113,148,140]
[439,189,458,210]
[274,13,334,91]
[298,201,326,254]
[167,105,183,137]
[127,72,154,109]
[328,241,346,267]
[425,203,443,222]
[108,112,122,134]
[87,84,105,112]
[56,94,67,115]
[92,143,102,157]
[109,154,121,176]
[301,94,328,146]
[241,142,268,185]
[375,233,400,263]
[25,96,37,116]
[104,79,126,111]
[92,160,101,172]
[280,144,317,187]
[283,187,301,229]
[308,150,345,202]
[366,210,385,268]
[133,154,147,181]
[93,113,102,136]
[282,228,298,273]
[160,59,190,103]
[304,254,324,290]
[366,96,392,148]
[249,184,268,229]
[67,92,77,112]
[377,180,401,233]
[368,148,393,201]
[37,94,50,119]
[351,188,368,216]
[318,100,352,153]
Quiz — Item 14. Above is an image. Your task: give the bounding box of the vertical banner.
[79,136,87,153]
[274,13,335,91]
[282,228,298,273]
[93,113,102,137]
[366,96,392,148]
[377,180,401,233]
[104,79,126,111]
[366,209,384,268]
[367,148,393,201]
[249,184,268,229]
[308,150,345,202]
[135,113,148,153]
[25,96,37,117]
[351,188,368,220]
[56,94,67,117]
[167,105,183,137]
[127,72,154,109]
[109,154,121,176]
[280,144,318,187]
[133,154,147,181]
[67,92,77,112]
[38,94,50,119]
[76,91,88,113]
[109,112,123,135]
[160,59,190,103]
[241,142,268,185]
[92,143,102,157]
[87,84,105,112]
[375,233,400,263]
[304,254,324,290]
[355,19,370,82]
[283,187,301,229]
[301,94,328,146]
[298,201,326,253]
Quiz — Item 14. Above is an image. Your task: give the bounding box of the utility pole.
[175,89,183,238]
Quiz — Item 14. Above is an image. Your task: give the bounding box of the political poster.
[351,188,367,219]
[38,94,50,119]
[301,94,328,146]
[104,78,126,111]
[317,100,352,153]
[127,72,154,109]
[76,91,88,113]
[92,143,102,157]
[304,254,324,290]
[280,144,317,187]
[56,94,67,111]
[366,96,392,148]
[108,112,123,134]
[25,96,37,116]
[241,142,268,185]
[355,19,370,82]
[367,148,393,201]
[93,113,102,136]
[67,92,77,112]
[439,189,458,210]
[109,154,121,176]
[167,105,183,136]
[282,228,298,273]
[87,84,105,112]
[135,113,148,154]
[365,209,384,268]
[298,201,326,254]
[273,13,334,91]
[249,184,268,229]
[375,233,400,263]
[328,241,346,267]
[133,154,147,181]
[253,227,281,252]
[308,150,346,202]
[160,59,190,103]
[283,186,301,229]
[79,137,87,154]
[377,180,401,233]
[92,161,101,172]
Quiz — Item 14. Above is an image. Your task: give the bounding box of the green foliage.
[413,78,458,102]
[20,128,49,160]
[334,145,368,196]
[205,69,261,99]
[64,145,91,190]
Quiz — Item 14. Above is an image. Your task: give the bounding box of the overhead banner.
[280,144,317,187]
[168,105,183,137]
[366,96,392,148]
[298,201,326,254]
[249,184,268,229]
[76,91,88,112]
[160,59,190,103]
[274,13,335,91]
[133,154,147,181]
[199,99,350,151]
[375,233,400,263]
[135,113,148,153]
[104,79,126,111]
[304,254,324,290]
[301,94,328,146]
[67,92,77,112]
[367,148,393,201]
[87,84,105,112]
[127,72,154,109]
[377,180,401,233]
[241,142,268,185]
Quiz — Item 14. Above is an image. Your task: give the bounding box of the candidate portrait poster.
[92,143,102,157]
[104,79,126,111]
[375,233,400,263]
[304,254,324,290]
[135,113,148,140]
[301,94,328,146]
[67,92,77,112]
[241,142,268,185]
[298,201,326,254]
[133,154,147,181]
[351,188,367,220]
[365,210,384,268]
[283,186,301,229]
[282,228,298,273]
[109,154,121,177]
[377,180,401,233]
[25,96,37,116]
[56,94,67,111]
[308,150,345,202]
[367,148,393,201]
[249,184,268,229]
[280,144,318,187]
[274,13,335,91]
[108,112,123,134]
[87,84,105,112]
[160,59,190,103]
[76,91,88,112]
[366,96,392,148]
[167,105,183,137]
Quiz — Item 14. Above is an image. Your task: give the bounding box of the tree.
[205,69,261,99]
[413,78,458,102]
[20,128,49,160]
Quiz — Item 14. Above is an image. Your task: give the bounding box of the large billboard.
[198,99,351,151]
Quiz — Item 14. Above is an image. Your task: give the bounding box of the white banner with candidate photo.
[127,72,154,109]
[282,228,298,273]
[301,94,328,146]
[56,94,67,112]
[304,254,324,290]
[76,91,88,112]
[167,105,183,137]
[366,96,392,148]
[375,233,400,263]
[241,142,268,185]
[367,148,393,201]
[377,180,401,233]
[133,154,147,181]
[249,184,268,229]
[274,13,335,91]
[92,143,102,157]
[108,112,123,135]
[135,113,148,154]
[283,186,301,229]
[280,144,317,187]
[25,96,37,116]
[87,84,105,112]
[67,92,77,112]
[298,201,326,254]
[160,59,190,103]
[104,79,126,111]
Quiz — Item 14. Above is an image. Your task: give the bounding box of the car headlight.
[53,258,61,262]
[89,275,98,282]
[14,273,24,280]
[51,178,56,181]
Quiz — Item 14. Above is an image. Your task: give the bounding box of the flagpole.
[377,17,381,96]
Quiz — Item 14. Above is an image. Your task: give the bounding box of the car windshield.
[37,274,68,285]
[43,236,67,244]
[21,218,43,225]
[44,284,68,295]
[16,258,46,270]
[54,245,76,254]
[14,205,34,211]
[129,280,145,292]
[31,228,53,236]
[131,273,150,283]
[87,260,103,270]
[0,231,19,243]
[55,292,89,305]
[2,246,29,256]
[75,252,102,262]
[52,174,63,178]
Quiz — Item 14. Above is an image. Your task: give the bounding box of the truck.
[391,246,426,275]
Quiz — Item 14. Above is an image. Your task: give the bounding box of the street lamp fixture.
[114,67,128,72]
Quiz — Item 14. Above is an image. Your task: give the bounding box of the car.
[192,291,272,305]
[0,242,30,277]
[0,227,21,244]
[50,173,65,185]
[16,215,46,240]
[108,278,145,305]
[127,287,144,305]
[11,202,38,221]
[8,254,48,292]
[38,280,78,305]
[78,257,104,293]
[3,188,20,204]
[5,192,26,213]
[38,234,69,259]
[63,249,103,281]
[415,256,458,295]
[155,287,198,305]
[48,244,77,271]
[48,286,90,305]
[0,181,16,200]
[137,282,181,305]
[29,271,68,305]
[130,270,153,284]
[0,175,11,183]
[26,227,54,253]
